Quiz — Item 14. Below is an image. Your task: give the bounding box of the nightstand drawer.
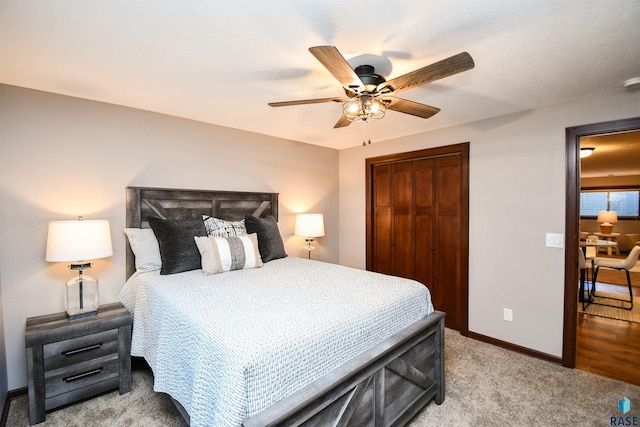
[44,353,119,399]
[43,329,118,371]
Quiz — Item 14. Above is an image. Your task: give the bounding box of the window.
[580,190,640,217]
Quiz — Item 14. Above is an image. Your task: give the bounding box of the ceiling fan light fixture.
[343,95,386,122]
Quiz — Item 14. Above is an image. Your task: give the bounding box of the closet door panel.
[435,215,460,326]
[391,163,415,279]
[414,159,435,288]
[372,164,392,274]
[434,156,462,328]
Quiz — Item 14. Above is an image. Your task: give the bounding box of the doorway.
[563,116,640,371]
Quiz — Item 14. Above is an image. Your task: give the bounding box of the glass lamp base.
[66,263,99,320]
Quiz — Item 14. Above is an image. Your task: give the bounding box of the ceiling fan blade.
[309,46,364,90]
[379,52,474,94]
[385,97,441,119]
[334,115,352,128]
[268,97,346,107]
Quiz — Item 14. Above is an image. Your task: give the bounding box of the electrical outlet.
[504,308,513,322]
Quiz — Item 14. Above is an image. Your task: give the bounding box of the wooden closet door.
[390,161,416,280]
[432,155,462,329]
[371,161,418,280]
[414,158,435,292]
[371,163,393,275]
[367,144,468,332]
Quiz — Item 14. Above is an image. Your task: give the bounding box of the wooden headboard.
[125,186,278,279]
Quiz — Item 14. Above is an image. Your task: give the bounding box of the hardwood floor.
[576,282,640,386]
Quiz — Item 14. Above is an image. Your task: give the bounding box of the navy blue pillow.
[245,215,287,262]
[148,217,206,275]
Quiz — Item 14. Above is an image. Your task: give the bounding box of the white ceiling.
[1,1,640,150]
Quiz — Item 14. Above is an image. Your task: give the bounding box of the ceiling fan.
[268,46,475,129]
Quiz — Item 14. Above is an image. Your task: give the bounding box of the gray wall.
[0,97,8,400]
[339,89,640,358]
[0,84,339,390]
[0,237,6,402]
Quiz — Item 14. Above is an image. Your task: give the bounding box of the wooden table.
[593,232,621,255]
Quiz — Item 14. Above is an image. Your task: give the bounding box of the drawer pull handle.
[62,343,102,357]
[63,368,103,383]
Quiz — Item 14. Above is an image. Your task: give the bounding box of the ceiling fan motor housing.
[354,65,386,92]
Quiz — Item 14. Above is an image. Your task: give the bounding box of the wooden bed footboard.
[243,310,445,427]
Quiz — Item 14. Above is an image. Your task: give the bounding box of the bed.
[121,186,445,427]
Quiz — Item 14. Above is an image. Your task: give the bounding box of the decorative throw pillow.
[194,234,263,274]
[244,215,287,262]
[202,216,247,237]
[124,228,162,273]
[148,217,207,275]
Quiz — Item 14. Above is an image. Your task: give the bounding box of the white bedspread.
[119,257,433,427]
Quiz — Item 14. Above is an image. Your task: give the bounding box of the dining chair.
[626,234,640,251]
[578,248,594,309]
[592,245,640,310]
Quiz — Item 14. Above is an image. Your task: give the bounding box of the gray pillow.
[148,217,206,275]
[245,215,287,262]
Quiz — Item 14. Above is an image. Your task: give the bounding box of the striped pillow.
[194,233,263,275]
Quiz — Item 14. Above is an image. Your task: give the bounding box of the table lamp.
[294,213,325,259]
[46,217,113,319]
[596,210,618,235]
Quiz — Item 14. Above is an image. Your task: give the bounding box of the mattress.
[119,256,433,427]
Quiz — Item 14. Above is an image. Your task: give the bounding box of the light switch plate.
[546,233,564,248]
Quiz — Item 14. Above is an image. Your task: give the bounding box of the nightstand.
[25,302,132,425]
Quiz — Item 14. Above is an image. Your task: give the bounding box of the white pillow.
[194,234,262,275]
[124,228,162,273]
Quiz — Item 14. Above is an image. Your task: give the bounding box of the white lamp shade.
[295,214,325,238]
[596,210,618,224]
[46,219,113,262]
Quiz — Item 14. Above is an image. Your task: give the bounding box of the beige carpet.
[581,291,640,323]
[6,329,640,426]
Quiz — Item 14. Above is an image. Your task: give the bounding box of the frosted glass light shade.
[46,219,113,262]
[295,214,325,238]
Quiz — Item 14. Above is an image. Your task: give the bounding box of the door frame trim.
[365,142,470,335]
[563,116,640,367]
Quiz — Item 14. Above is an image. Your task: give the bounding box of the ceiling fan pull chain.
[362,119,367,146]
